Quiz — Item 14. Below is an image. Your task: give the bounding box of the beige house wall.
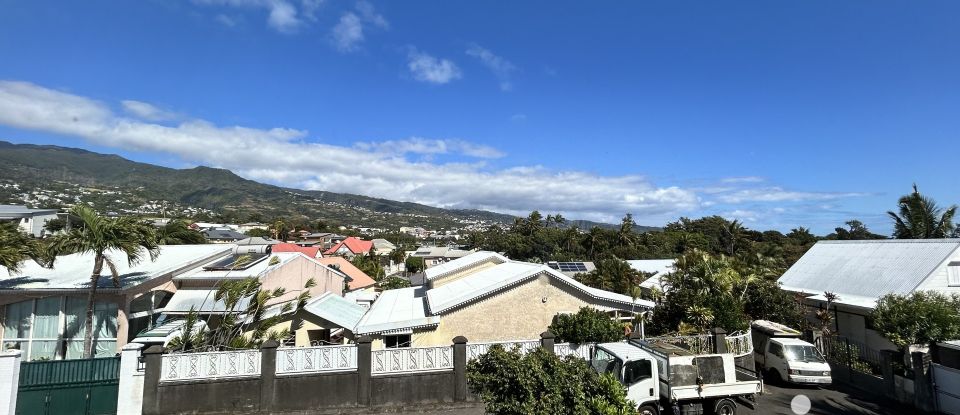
[429,259,500,289]
[410,274,598,347]
[259,255,346,308]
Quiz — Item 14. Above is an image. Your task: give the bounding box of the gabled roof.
[354,287,439,335]
[625,259,676,290]
[164,288,253,313]
[302,292,368,330]
[317,257,377,290]
[0,205,58,218]
[202,228,247,241]
[424,251,508,281]
[1,244,232,291]
[426,260,655,315]
[778,239,960,307]
[271,243,321,258]
[323,237,374,255]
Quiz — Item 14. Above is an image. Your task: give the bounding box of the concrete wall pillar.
[117,343,145,415]
[0,350,21,415]
[453,336,468,402]
[879,349,896,398]
[540,331,555,355]
[912,351,935,412]
[259,340,278,412]
[711,327,728,354]
[141,345,164,415]
[357,336,372,406]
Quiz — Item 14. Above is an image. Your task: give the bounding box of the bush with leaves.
[405,256,425,273]
[872,291,960,350]
[468,345,635,415]
[378,276,411,290]
[549,307,624,344]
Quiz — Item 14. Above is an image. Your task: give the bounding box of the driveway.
[747,383,915,415]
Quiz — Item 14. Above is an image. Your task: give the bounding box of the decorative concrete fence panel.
[466,340,540,361]
[372,346,454,374]
[725,331,754,358]
[276,345,358,375]
[160,349,261,382]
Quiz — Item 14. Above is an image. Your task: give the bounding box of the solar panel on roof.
[556,262,588,272]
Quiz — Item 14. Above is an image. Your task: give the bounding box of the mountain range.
[0,141,655,231]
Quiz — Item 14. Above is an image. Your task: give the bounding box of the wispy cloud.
[407,49,462,84]
[193,0,319,33]
[354,137,504,159]
[215,14,240,27]
[721,176,764,184]
[713,187,870,204]
[330,1,388,53]
[466,44,516,91]
[0,80,700,223]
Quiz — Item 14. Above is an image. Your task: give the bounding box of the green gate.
[16,356,120,415]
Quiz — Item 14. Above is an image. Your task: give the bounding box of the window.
[769,342,784,358]
[384,334,411,348]
[591,348,622,377]
[948,262,960,287]
[1,296,118,361]
[623,360,652,385]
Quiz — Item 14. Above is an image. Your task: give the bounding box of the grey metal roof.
[202,228,247,241]
[163,288,252,313]
[0,245,232,291]
[354,287,439,335]
[778,239,960,305]
[0,205,58,218]
[424,251,508,281]
[235,237,281,246]
[302,292,368,330]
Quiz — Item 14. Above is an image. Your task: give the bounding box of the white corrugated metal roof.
[0,244,232,290]
[626,259,676,290]
[778,239,960,305]
[164,288,252,313]
[426,261,655,315]
[303,292,368,330]
[175,251,309,280]
[353,287,439,335]
[424,251,508,281]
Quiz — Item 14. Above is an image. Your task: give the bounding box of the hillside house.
[354,251,654,349]
[778,239,960,351]
[0,205,59,237]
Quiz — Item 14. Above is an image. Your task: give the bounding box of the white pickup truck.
[592,339,762,415]
[751,320,831,385]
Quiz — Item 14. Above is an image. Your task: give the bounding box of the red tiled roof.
[323,237,374,255]
[317,257,377,290]
[271,243,321,258]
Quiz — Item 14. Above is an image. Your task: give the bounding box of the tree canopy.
[549,307,625,344]
[0,222,51,272]
[888,184,957,239]
[872,291,960,349]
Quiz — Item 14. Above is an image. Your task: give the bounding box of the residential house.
[0,244,232,360]
[202,227,247,243]
[324,237,374,259]
[158,251,353,347]
[778,239,960,351]
[299,233,345,250]
[546,259,675,293]
[236,222,268,234]
[271,243,322,259]
[354,251,654,349]
[410,246,475,268]
[0,205,59,237]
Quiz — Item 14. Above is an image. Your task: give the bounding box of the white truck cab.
[593,340,761,415]
[751,320,831,385]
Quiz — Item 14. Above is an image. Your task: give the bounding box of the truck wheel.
[637,404,659,415]
[713,398,737,415]
[767,368,782,385]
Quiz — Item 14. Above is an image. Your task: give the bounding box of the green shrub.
[549,307,624,344]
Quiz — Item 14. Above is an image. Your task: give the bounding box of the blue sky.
[0,1,957,234]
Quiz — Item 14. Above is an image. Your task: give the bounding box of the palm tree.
[720,219,745,255]
[888,184,957,239]
[156,220,207,245]
[0,222,51,272]
[49,206,160,358]
[617,214,637,247]
[583,227,608,259]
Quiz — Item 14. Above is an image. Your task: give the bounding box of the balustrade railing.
[371,346,454,374]
[465,340,540,361]
[276,345,358,375]
[555,342,594,360]
[160,349,261,382]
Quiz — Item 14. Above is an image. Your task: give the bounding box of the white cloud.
[355,0,388,29]
[193,0,308,33]
[121,100,179,122]
[331,13,363,52]
[0,80,699,223]
[215,14,240,27]
[407,49,462,84]
[300,0,323,21]
[714,187,869,204]
[466,44,516,91]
